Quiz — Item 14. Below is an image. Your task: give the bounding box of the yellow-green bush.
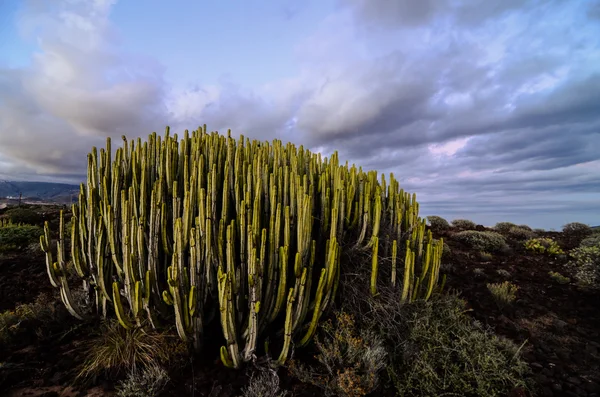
[524,238,564,255]
[487,281,519,310]
[548,271,570,285]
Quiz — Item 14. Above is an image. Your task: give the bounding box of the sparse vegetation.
[497,269,511,278]
[487,281,519,309]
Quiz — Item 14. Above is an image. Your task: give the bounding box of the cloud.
[0,0,166,181]
[0,0,598,228]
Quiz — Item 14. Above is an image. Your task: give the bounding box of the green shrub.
[0,223,43,252]
[487,281,519,310]
[454,230,509,253]
[507,226,536,241]
[0,293,63,346]
[3,207,42,225]
[451,219,478,230]
[494,222,518,234]
[384,294,529,396]
[567,246,600,289]
[427,216,450,232]
[580,234,600,248]
[241,365,288,397]
[524,238,564,255]
[287,311,387,397]
[562,222,593,248]
[115,363,170,397]
[548,271,570,285]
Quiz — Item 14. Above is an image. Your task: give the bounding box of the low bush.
[580,234,600,248]
[383,294,529,396]
[507,226,536,241]
[524,238,564,255]
[454,230,509,253]
[567,245,600,289]
[427,216,450,233]
[548,271,570,285]
[0,293,65,347]
[451,219,478,230]
[2,207,43,225]
[487,281,519,310]
[0,223,43,252]
[496,269,511,278]
[242,365,288,397]
[562,222,593,248]
[287,311,387,397]
[115,363,170,397]
[494,222,518,234]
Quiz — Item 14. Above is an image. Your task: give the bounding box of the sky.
[0,0,599,230]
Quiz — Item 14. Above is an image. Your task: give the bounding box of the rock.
[551,383,563,393]
[568,377,582,386]
[586,381,600,393]
[531,362,544,370]
[541,386,554,397]
[553,319,568,331]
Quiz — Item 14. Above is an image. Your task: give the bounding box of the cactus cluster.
[40,125,444,368]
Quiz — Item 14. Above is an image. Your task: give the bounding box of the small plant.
[0,293,63,346]
[580,234,600,248]
[451,219,478,230]
[487,281,519,309]
[507,226,536,241]
[548,271,570,285]
[473,268,485,276]
[496,269,511,278]
[524,238,564,255]
[241,365,288,397]
[287,311,387,397]
[454,230,509,253]
[567,245,600,289]
[427,215,450,233]
[562,222,593,248]
[77,319,174,381]
[494,222,518,234]
[115,363,170,397]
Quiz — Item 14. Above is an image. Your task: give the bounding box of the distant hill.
[0,180,80,203]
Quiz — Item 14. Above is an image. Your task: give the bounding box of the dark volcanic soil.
[1,227,599,397]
